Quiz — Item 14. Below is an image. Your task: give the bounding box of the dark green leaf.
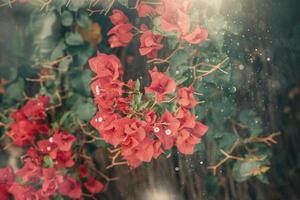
[61,11,73,26]
[65,32,84,46]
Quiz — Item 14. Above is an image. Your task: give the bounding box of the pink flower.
[137,2,155,17]
[177,86,197,109]
[109,9,128,25]
[16,159,41,183]
[145,67,177,102]
[53,129,76,152]
[84,177,105,194]
[41,168,63,197]
[108,23,133,48]
[21,95,50,120]
[176,121,208,154]
[139,28,163,58]
[184,26,208,44]
[59,176,82,199]
[154,110,180,150]
[89,52,123,81]
[157,0,191,35]
[8,183,40,200]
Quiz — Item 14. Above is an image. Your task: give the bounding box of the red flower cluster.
[108,9,133,48]
[6,95,50,146]
[89,52,208,168]
[1,96,105,199]
[137,0,208,44]
[139,25,164,58]
[157,0,208,43]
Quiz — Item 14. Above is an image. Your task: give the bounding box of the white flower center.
[95,85,100,95]
[165,129,171,135]
[95,117,103,122]
[47,146,51,151]
[49,137,53,143]
[153,127,160,133]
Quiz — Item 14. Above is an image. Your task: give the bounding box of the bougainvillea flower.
[109,9,128,25]
[84,177,105,194]
[176,107,196,129]
[11,109,26,121]
[0,166,15,190]
[107,23,133,48]
[21,95,50,120]
[116,96,133,114]
[59,176,82,199]
[37,139,58,156]
[90,113,121,134]
[101,117,132,146]
[177,86,197,109]
[53,129,76,152]
[79,164,89,178]
[157,0,191,35]
[6,119,37,146]
[16,159,41,183]
[134,138,155,162]
[184,26,208,44]
[139,28,163,58]
[88,52,123,81]
[54,151,75,168]
[137,2,156,17]
[41,168,63,197]
[0,186,9,200]
[154,110,180,149]
[27,147,44,164]
[176,122,208,154]
[121,119,148,161]
[8,183,40,200]
[153,140,163,159]
[145,67,177,102]
[90,78,123,99]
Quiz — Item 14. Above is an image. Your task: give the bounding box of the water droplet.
[175,167,180,171]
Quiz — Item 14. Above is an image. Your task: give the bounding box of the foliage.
[0,0,281,199]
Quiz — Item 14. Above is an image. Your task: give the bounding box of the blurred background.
[0,0,299,199]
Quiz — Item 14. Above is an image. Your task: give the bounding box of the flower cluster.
[108,1,208,53]
[140,0,209,44]
[1,96,105,199]
[89,0,209,169]
[89,52,208,168]
[108,9,134,48]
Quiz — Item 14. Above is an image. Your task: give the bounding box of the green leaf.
[232,159,268,182]
[69,69,92,96]
[68,0,86,11]
[256,174,270,184]
[50,40,66,60]
[43,156,54,168]
[72,97,97,122]
[118,0,129,7]
[239,110,262,136]
[65,32,84,46]
[61,11,73,26]
[93,139,109,148]
[77,12,90,28]
[58,56,72,72]
[4,79,24,103]
[217,132,237,151]
[0,65,17,81]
